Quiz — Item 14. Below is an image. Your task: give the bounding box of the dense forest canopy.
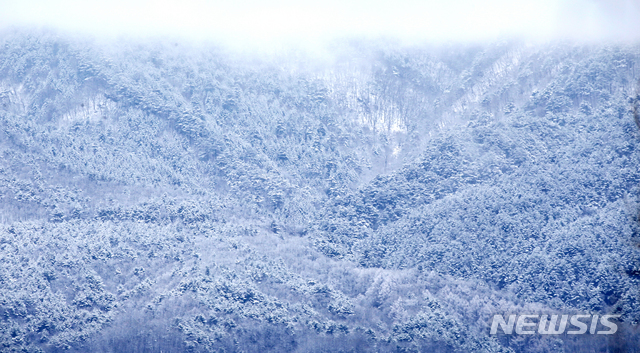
[0,30,639,352]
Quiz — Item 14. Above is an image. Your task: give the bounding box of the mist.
[1,0,639,54]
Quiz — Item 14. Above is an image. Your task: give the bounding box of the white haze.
[1,0,639,53]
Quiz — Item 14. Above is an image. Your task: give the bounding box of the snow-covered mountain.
[1,31,639,352]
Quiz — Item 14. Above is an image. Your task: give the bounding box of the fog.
[1,0,639,52]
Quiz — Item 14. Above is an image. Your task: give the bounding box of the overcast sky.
[1,0,639,50]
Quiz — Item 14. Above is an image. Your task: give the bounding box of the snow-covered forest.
[1,30,640,352]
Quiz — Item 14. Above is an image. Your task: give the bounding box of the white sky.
[1,0,639,50]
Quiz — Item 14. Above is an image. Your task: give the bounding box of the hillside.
[1,31,640,352]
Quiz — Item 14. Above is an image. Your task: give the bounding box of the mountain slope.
[0,31,639,352]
